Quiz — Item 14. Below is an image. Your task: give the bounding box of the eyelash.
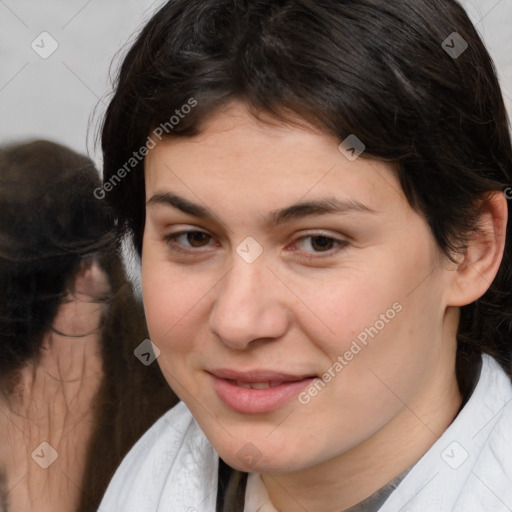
[163,230,349,260]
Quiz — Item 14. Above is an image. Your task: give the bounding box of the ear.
[446,191,508,307]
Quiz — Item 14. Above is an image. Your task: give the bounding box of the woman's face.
[142,101,458,473]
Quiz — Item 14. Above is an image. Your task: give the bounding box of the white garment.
[244,473,279,512]
[98,355,512,512]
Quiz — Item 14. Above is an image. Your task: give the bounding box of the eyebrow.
[147,192,377,228]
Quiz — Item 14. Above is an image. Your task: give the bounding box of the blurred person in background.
[0,140,177,512]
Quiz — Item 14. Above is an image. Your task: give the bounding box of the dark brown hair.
[100,1,512,508]
[0,140,114,376]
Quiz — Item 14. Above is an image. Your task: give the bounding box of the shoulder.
[460,355,512,510]
[98,401,218,512]
[476,355,512,459]
[380,355,512,512]
[116,400,195,475]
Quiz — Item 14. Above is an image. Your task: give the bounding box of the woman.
[0,140,177,512]
[98,0,512,510]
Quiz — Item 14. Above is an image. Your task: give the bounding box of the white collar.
[243,472,279,512]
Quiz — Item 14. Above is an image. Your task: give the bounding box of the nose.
[208,256,290,350]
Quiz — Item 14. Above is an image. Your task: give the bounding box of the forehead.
[144,102,406,217]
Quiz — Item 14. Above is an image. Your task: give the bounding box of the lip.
[208,368,314,383]
[208,368,316,414]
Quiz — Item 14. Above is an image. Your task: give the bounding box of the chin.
[224,453,298,474]
[214,439,309,474]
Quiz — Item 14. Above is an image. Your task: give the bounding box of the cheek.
[320,283,447,430]
[295,261,411,360]
[141,245,188,344]
[303,243,445,385]
[143,273,196,341]
[141,256,213,401]
[140,244,218,364]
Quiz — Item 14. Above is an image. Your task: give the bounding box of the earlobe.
[447,191,508,307]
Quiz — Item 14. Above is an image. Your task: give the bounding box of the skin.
[142,101,507,511]
[0,263,106,512]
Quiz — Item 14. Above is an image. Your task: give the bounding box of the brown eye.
[310,236,336,252]
[292,233,349,260]
[186,232,211,247]
[164,230,215,253]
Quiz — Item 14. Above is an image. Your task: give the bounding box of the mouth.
[207,369,317,414]
[228,380,286,389]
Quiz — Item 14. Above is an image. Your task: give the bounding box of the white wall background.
[0,0,511,163]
